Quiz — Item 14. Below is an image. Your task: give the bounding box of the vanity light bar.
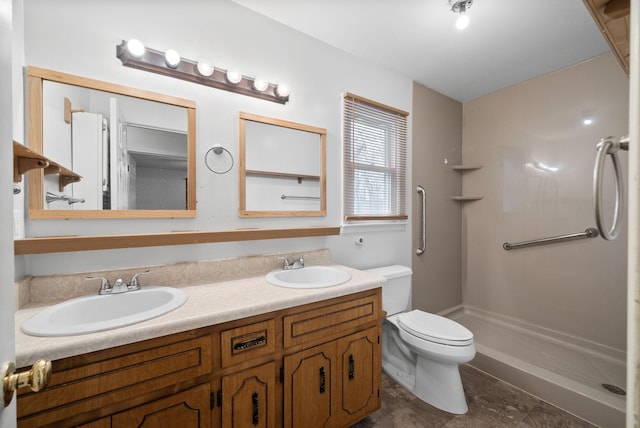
[116,40,289,105]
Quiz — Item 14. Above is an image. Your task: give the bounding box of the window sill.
[341,221,408,234]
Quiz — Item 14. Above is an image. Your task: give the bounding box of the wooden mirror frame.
[239,112,327,217]
[15,69,340,255]
[26,66,197,219]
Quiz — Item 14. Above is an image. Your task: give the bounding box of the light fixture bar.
[116,41,289,104]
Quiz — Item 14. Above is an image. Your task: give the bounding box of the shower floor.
[448,306,626,427]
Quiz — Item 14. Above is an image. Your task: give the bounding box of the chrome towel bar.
[503,228,599,251]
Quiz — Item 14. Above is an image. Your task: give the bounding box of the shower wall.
[462,53,629,351]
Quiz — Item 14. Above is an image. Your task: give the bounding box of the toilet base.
[414,355,468,414]
[383,355,469,414]
[382,319,472,414]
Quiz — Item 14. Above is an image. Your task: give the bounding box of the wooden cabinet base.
[18,289,382,428]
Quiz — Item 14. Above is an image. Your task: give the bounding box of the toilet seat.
[398,310,474,346]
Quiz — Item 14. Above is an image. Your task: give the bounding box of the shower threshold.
[446,306,625,428]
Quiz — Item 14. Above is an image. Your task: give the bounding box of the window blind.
[343,93,408,221]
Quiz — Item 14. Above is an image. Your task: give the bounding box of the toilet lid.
[398,310,474,346]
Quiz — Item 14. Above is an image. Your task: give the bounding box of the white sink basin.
[266,266,351,289]
[21,286,187,337]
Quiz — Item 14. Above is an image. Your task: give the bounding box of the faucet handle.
[86,276,111,295]
[277,256,291,269]
[129,270,150,289]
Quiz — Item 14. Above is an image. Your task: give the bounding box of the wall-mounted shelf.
[450,163,483,201]
[13,141,81,191]
[451,196,484,201]
[245,169,320,184]
[449,165,483,171]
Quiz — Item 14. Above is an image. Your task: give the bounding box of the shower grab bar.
[416,185,426,255]
[503,227,599,251]
[593,135,629,240]
[280,194,320,200]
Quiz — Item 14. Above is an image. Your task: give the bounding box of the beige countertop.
[15,265,383,368]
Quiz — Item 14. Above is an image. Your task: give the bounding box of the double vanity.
[14,251,384,427]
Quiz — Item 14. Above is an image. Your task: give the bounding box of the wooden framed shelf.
[451,196,484,201]
[13,141,81,191]
[450,165,483,171]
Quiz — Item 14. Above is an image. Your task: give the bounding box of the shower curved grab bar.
[593,136,629,241]
[416,185,426,255]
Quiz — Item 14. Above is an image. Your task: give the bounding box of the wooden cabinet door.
[283,342,337,428]
[335,327,381,426]
[221,361,276,428]
[111,383,211,428]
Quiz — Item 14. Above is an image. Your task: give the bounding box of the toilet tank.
[365,265,412,316]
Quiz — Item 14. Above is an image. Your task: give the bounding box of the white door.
[1,0,16,424]
[109,97,130,209]
[71,112,104,209]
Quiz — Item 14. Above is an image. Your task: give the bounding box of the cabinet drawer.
[221,319,276,367]
[18,334,212,427]
[283,294,379,348]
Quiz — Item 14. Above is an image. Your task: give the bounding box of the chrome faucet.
[87,270,150,295]
[129,270,150,289]
[277,256,305,270]
[87,276,111,295]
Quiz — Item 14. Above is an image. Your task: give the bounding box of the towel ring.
[204,145,234,174]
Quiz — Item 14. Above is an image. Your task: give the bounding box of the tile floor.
[352,365,598,428]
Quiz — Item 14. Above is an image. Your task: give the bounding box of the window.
[343,93,408,221]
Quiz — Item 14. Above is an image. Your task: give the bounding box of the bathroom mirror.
[26,66,196,219]
[239,112,326,217]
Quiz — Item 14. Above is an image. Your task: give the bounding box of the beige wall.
[411,82,463,313]
[462,53,629,350]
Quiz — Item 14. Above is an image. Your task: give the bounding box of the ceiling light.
[165,49,181,68]
[276,84,290,98]
[449,0,473,30]
[253,78,269,92]
[116,40,289,104]
[226,70,242,84]
[126,39,145,57]
[456,14,470,30]
[196,60,214,77]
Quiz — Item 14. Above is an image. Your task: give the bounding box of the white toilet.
[367,265,475,414]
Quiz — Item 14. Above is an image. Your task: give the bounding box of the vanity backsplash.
[15,248,331,309]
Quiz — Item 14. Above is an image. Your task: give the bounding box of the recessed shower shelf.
[452,196,484,201]
[450,164,483,201]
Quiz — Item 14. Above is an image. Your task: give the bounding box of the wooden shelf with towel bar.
[13,141,81,191]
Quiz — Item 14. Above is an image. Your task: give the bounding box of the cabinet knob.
[2,359,52,407]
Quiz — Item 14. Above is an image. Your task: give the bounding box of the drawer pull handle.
[233,335,266,351]
[252,392,259,425]
[348,354,355,380]
[319,366,326,394]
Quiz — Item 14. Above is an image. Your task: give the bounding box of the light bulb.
[253,78,268,92]
[276,84,290,97]
[165,49,181,68]
[583,118,593,126]
[226,70,242,84]
[197,60,214,77]
[456,14,470,30]
[126,39,145,57]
